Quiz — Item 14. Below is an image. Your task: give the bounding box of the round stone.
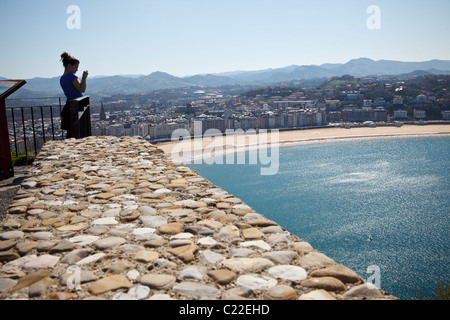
[170,233,193,240]
[301,277,346,292]
[112,285,150,300]
[8,206,28,215]
[0,278,18,293]
[49,240,77,253]
[298,252,336,269]
[207,269,236,285]
[103,208,121,217]
[221,258,274,273]
[239,240,271,250]
[140,274,176,289]
[236,274,277,291]
[185,226,214,236]
[68,235,100,246]
[217,225,240,240]
[342,283,384,299]
[91,217,118,225]
[0,231,24,240]
[30,232,53,240]
[172,281,220,297]
[309,264,362,283]
[138,206,157,215]
[94,237,126,250]
[262,251,298,264]
[242,228,265,240]
[0,251,20,262]
[133,228,157,241]
[158,222,184,235]
[139,215,167,228]
[299,289,337,300]
[197,237,217,246]
[22,254,60,270]
[264,285,298,300]
[133,250,159,263]
[89,275,133,295]
[199,250,225,264]
[268,265,307,281]
[291,241,314,254]
[179,266,206,280]
[76,253,106,265]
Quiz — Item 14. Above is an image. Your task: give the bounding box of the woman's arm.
[72,71,88,93]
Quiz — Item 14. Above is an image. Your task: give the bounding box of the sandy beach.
[157,124,450,157]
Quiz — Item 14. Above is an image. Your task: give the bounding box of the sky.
[1,0,450,79]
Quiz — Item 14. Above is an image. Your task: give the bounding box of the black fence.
[6,96,91,161]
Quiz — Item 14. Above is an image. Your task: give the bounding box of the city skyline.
[1,0,450,79]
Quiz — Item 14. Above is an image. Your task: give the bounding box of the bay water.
[188,136,450,300]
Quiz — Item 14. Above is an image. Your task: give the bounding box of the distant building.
[341,107,387,122]
[108,124,123,137]
[235,116,259,130]
[363,99,373,107]
[100,102,106,121]
[130,123,149,137]
[273,101,313,109]
[149,123,189,140]
[393,97,404,105]
[374,107,387,122]
[325,100,340,110]
[193,117,225,134]
[394,110,408,119]
[414,109,427,119]
[291,110,327,127]
[347,93,364,101]
[442,110,450,120]
[416,95,428,104]
[327,111,342,123]
[373,98,386,106]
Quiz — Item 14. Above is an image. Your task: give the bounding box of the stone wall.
[0,136,396,300]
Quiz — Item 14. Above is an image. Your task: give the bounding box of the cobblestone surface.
[0,136,397,300]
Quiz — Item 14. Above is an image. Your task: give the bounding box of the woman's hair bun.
[61,52,79,67]
[61,52,70,60]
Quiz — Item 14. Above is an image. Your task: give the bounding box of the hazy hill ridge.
[6,58,450,98]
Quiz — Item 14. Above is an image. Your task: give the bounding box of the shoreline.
[156,124,450,158]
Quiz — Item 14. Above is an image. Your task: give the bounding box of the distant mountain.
[4,58,450,99]
[183,74,237,87]
[327,58,450,77]
[224,58,450,82]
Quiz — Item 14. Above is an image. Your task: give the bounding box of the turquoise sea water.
[188,136,450,300]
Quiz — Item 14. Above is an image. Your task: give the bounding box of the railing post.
[0,80,25,180]
[64,96,91,139]
[11,108,18,158]
[31,107,37,156]
[50,106,55,140]
[40,106,46,143]
[20,107,28,160]
[0,99,13,179]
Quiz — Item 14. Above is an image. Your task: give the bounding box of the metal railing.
[65,96,92,139]
[6,97,65,160]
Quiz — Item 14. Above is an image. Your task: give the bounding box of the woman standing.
[60,52,88,137]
